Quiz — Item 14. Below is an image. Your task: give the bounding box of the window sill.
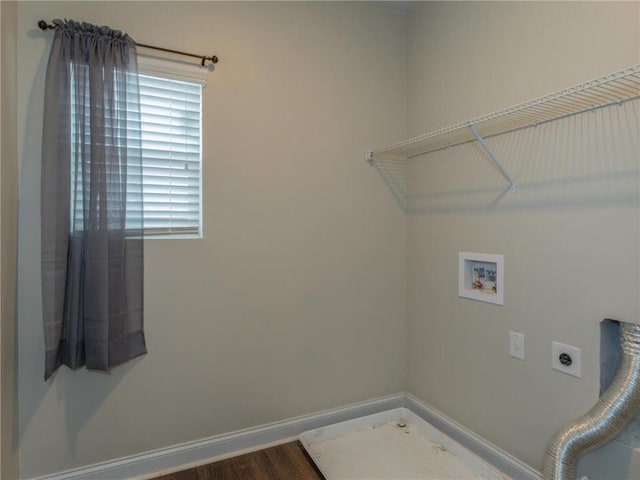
[144,232,202,240]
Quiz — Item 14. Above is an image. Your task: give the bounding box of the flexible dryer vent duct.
[543,322,640,480]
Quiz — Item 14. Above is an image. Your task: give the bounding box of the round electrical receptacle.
[559,353,573,366]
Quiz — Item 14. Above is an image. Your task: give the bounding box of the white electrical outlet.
[552,341,582,378]
[509,331,525,360]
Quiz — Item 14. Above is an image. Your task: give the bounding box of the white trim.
[28,394,405,480]
[137,53,210,85]
[27,393,540,480]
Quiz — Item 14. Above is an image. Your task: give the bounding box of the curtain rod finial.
[202,55,218,67]
[38,20,53,30]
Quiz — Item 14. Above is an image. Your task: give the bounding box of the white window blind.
[70,57,206,237]
[138,74,202,235]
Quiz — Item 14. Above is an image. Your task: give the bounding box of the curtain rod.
[37,20,218,66]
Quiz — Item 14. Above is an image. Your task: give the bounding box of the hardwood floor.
[151,441,325,480]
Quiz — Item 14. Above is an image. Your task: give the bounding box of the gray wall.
[406,0,640,473]
[14,1,640,478]
[16,2,408,477]
[0,1,19,478]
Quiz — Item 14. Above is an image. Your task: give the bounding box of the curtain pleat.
[41,19,146,380]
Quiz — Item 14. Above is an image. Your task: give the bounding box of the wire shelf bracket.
[367,63,640,194]
[468,124,516,192]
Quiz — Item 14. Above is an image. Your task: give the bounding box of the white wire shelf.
[367,64,640,192]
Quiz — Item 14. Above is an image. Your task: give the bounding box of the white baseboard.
[29,392,540,480]
[30,393,406,480]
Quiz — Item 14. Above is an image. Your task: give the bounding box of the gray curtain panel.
[41,19,146,380]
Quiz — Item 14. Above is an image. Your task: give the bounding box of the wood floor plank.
[151,441,324,480]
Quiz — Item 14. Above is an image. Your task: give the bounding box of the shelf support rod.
[468,124,516,192]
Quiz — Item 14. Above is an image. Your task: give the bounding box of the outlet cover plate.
[509,331,525,360]
[552,341,582,378]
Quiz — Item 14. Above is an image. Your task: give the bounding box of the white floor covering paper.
[300,408,510,480]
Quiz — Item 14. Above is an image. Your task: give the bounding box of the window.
[138,73,203,236]
[70,55,206,237]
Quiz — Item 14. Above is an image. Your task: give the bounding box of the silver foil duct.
[543,322,640,480]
